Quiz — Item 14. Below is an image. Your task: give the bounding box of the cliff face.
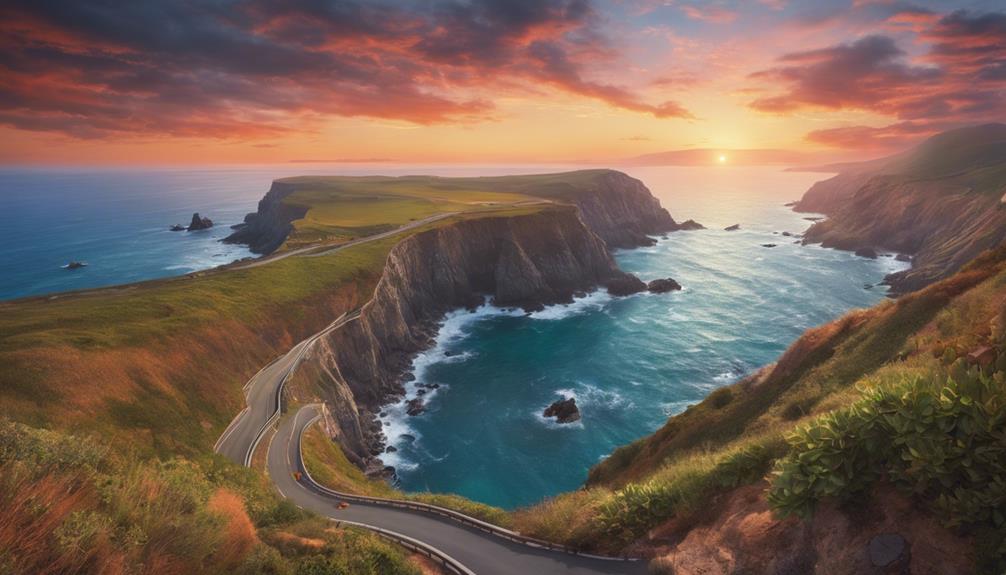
[801,175,1006,293]
[223,181,306,254]
[795,124,1006,294]
[560,170,681,248]
[300,207,638,462]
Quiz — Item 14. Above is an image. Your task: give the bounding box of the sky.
[1,0,1004,165]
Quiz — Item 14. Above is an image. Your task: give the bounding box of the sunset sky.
[1,0,1004,165]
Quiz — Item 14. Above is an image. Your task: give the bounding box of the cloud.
[0,0,691,140]
[679,5,738,24]
[750,10,1006,150]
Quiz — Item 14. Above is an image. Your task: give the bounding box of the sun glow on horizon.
[718,154,728,164]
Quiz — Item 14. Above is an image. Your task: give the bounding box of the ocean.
[0,164,906,509]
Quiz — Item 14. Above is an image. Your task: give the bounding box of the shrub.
[769,370,1006,533]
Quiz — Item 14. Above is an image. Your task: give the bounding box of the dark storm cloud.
[0,0,691,139]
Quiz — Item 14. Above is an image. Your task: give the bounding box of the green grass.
[271,170,625,248]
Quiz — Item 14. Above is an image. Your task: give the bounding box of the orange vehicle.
[337,502,350,510]
[293,471,302,481]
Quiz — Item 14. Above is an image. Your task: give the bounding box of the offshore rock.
[647,278,682,293]
[187,213,213,231]
[543,397,581,424]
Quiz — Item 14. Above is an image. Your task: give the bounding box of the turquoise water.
[382,166,909,509]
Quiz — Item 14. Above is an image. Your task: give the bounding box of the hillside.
[796,123,1006,293]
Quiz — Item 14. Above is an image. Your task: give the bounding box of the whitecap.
[527,290,612,320]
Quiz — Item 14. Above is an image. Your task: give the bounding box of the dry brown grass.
[208,488,259,569]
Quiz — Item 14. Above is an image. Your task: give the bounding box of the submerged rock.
[543,397,581,424]
[724,223,740,231]
[169,224,185,231]
[399,434,416,443]
[64,261,87,270]
[187,212,214,231]
[896,253,912,262]
[855,247,878,259]
[647,278,682,293]
[761,243,778,248]
[781,231,793,237]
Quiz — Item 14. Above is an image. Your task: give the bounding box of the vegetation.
[0,419,423,575]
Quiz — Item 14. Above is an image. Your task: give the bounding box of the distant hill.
[797,123,1006,293]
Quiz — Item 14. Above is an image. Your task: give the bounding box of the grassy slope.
[511,245,1006,555]
[0,419,426,575]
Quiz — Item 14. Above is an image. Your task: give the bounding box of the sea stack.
[187,213,213,231]
[543,397,581,424]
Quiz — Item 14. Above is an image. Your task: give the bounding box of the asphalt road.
[269,405,648,575]
[214,311,359,465]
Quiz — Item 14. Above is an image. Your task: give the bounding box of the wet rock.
[762,243,778,248]
[170,224,185,231]
[385,445,398,453]
[895,253,912,262]
[426,383,440,390]
[647,278,682,293]
[855,247,878,259]
[725,223,740,231]
[677,219,705,230]
[782,231,793,237]
[416,388,426,396]
[784,201,799,207]
[869,533,907,568]
[804,216,824,222]
[399,434,416,443]
[187,212,213,231]
[543,397,581,424]
[604,274,647,296]
[405,398,425,416]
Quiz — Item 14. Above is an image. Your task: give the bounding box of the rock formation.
[224,181,308,253]
[187,213,213,231]
[543,397,580,424]
[725,224,740,231]
[647,278,681,293]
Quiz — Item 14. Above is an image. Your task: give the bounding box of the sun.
[718,154,728,164]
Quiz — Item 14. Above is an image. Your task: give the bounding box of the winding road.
[271,405,646,575]
[214,311,360,465]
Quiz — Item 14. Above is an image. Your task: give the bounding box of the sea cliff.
[794,124,1006,294]
[224,181,307,253]
[297,206,644,465]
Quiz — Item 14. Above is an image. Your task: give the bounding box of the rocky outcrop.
[301,207,641,461]
[725,224,740,231]
[187,213,213,231]
[647,278,682,293]
[223,181,308,253]
[543,397,580,424]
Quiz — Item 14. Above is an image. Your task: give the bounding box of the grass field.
[269,170,617,249]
